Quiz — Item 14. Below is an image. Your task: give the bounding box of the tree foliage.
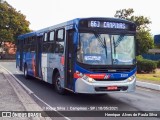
[0,1,30,43]
[136,30,154,54]
[114,8,154,55]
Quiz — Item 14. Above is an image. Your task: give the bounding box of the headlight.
[82,74,88,80]
[88,77,94,83]
[77,72,95,83]
[128,75,135,82]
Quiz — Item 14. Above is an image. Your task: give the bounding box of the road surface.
[1,61,160,120]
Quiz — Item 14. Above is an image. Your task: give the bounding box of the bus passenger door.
[65,30,75,90]
[35,36,42,78]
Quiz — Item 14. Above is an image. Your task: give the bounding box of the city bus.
[16,17,136,94]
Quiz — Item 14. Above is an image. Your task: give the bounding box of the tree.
[136,30,154,54]
[114,8,154,55]
[0,1,30,43]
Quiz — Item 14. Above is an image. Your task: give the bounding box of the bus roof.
[17,17,135,40]
[17,31,36,40]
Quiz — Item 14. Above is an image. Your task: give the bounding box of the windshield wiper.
[103,37,107,58]
[113,35,125,58]
[94,32,108,58]
[114,35,125,47]
[94,33,105,48]
[113,36,116,58]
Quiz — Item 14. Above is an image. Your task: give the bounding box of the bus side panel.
[41,53,48,82]
[41,53,64,85]
[24,52,36,77]
[37,52,42,78]
[41,53,58,84]
[35,36,43,78]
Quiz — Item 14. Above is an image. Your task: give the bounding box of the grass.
[136,69,160,84]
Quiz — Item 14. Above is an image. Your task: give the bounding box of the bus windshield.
[77,32,135,65]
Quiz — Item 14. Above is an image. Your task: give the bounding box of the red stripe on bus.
[73,73,106,79]
[85,74,106,79]
[74,73,80,78]
[60,56,64,65]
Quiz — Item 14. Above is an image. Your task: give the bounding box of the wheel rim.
[56,77,62,91]
[24,67,27,77]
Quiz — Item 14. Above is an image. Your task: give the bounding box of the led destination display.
[88,20,129,29]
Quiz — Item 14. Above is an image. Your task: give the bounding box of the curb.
[136,81,160,91]
[0,59,16,62]
[0,65,70,120]
[0,66,48,120]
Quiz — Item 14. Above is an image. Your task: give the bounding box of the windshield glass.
[77,32,135,65]
[77,33,112,65]
[111,35,135,65]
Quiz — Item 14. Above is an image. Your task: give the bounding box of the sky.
[4,0,160,35]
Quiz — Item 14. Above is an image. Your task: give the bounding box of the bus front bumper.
[75,77,136,94]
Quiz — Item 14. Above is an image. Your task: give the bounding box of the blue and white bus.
[16,17,136,94]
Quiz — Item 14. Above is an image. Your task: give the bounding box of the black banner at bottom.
[0,111,160,117]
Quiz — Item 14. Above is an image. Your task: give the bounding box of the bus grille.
[95,78,126,81]
[88,67,131,73]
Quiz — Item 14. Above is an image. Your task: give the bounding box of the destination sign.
[88,21,128,29]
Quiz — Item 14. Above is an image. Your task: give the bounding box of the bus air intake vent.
[88,67,131,73]
[95,78,126,81]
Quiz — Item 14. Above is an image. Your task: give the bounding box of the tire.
[24,65,29,79]
[54,72,65,94]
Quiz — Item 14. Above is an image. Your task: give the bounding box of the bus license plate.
[107,86,118,90]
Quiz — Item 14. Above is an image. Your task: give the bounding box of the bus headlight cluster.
[128,75,135,82]
[82,74,95,83]
[76,71,95,83]
[88,77,94,83]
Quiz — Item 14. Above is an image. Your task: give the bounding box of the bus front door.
[65,30,75,91]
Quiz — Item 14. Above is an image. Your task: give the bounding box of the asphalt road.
[1,61,160,120]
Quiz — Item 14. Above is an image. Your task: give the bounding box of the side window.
[24,36,36,52]
[44,33,48,42]
[49,31,55,41]
[42,43,49,53]
[55,29,65,54]
[24,38,29,52]
[42,31,55,53]
[42,42,55,53]
[30,37,35,52]
[57,29,64,41]
[24,38,27,44]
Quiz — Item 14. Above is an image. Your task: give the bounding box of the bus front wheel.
[54,73,65,95]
